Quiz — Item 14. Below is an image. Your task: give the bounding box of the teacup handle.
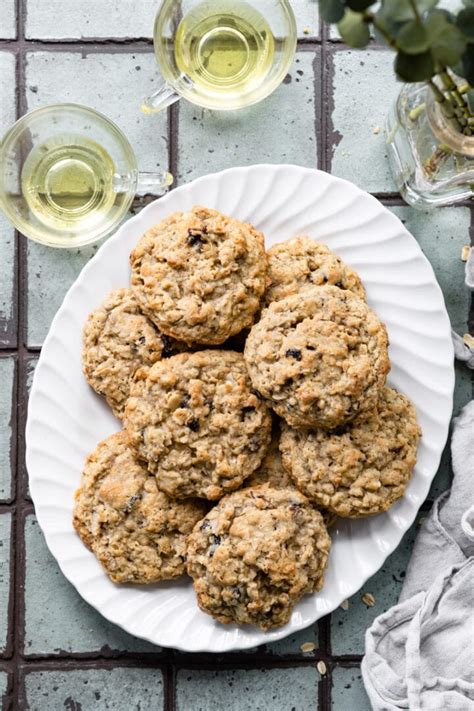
[141,79,180,114]
[136,171,174,195]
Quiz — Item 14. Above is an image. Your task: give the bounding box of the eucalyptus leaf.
[347,0,376,10]
[319,0,346,23]
[338,9,371,47]
[397,20,430,53]
[457,7,474,41]
[432,24,467,65]
[460,44,474,84]
[379,0,415,22]
[395,49,435,81]
[379,0,437,23]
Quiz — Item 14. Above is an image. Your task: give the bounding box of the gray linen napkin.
[361,401,474,710]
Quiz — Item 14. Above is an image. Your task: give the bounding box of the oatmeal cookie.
[244,286,390,429]
[186,486,331,629]
[82,288,185,418]
[124,350,272,500]
[265,236,366,305]
[130,206,267,345]
[73,432,207,583]
[280,387,421,518]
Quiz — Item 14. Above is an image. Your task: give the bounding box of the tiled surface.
[23,668,164,709]
[177,50,319,183]
[26,239,103,347]
[0,0,16,39]
[0,513,12,654]
[0,3,472,710]
[331,667,371,710]
[0,357,14,501]
[0,53,16,346]
[330,49,399,193]
[176,668,319,710]
[331,516,419,656]
[25,0,157,40]
[0,671,9,704]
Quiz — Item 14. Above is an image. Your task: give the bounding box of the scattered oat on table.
[362,592,376,607]
[461,245,471,261]
[300,642,316,653]
[317,661,327,675]
[463,333,474,348]
[340,599,349,610]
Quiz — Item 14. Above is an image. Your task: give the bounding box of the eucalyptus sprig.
[319,0,474,135]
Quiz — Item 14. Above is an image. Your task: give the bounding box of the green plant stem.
[364,9,473,135]
[408,0,422,22]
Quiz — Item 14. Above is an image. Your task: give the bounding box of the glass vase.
[386,82,474,208]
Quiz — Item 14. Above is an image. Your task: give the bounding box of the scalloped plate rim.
[26,164,454,652]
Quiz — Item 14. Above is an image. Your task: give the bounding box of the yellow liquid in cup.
[174,1,275,104]
[21,134,128,240]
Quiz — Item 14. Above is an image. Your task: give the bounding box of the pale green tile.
[0,672,9,705]
[265,623,319,656]
[176,667,319,711]
[331,49,399,193]
[0,213,15,346]
[0,52,16,134]
[178,50,319,183]
[0,358,14,501]
[24,668,164,710]
[26,0,157,39]
[293,0,320,37]
[24,516,159,654]
[0,513,11,653]
[332,666,370,711]
[26,238,103,347]
[0,53,16,347]
[0,0,16,39]
[331,516,419,655]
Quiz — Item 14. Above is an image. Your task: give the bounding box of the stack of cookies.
[74,206,421,631]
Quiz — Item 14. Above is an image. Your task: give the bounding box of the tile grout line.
[10,2,28,709]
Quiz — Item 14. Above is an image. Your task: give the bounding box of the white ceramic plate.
[26,164,454,652]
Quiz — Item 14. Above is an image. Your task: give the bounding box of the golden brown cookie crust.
[82,288,185,418]
[186,486,331,629]
[244,286,390,429]
[280,387,421,518]
[130,206,267,345]
[265,236,366,305]
[73,432,207,583]
[123,350,272,500]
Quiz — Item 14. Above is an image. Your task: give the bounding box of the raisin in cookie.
[265,236,366,305]
[280,387,421,518]
[73,432,207,583]
[124,350,272,500]
[82,288,185,418]
[186,486,331,629]
[130,206,267,345]
[244,286,390,429]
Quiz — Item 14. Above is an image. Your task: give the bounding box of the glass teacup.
[142,0,297,113]
[0,104,172,248]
